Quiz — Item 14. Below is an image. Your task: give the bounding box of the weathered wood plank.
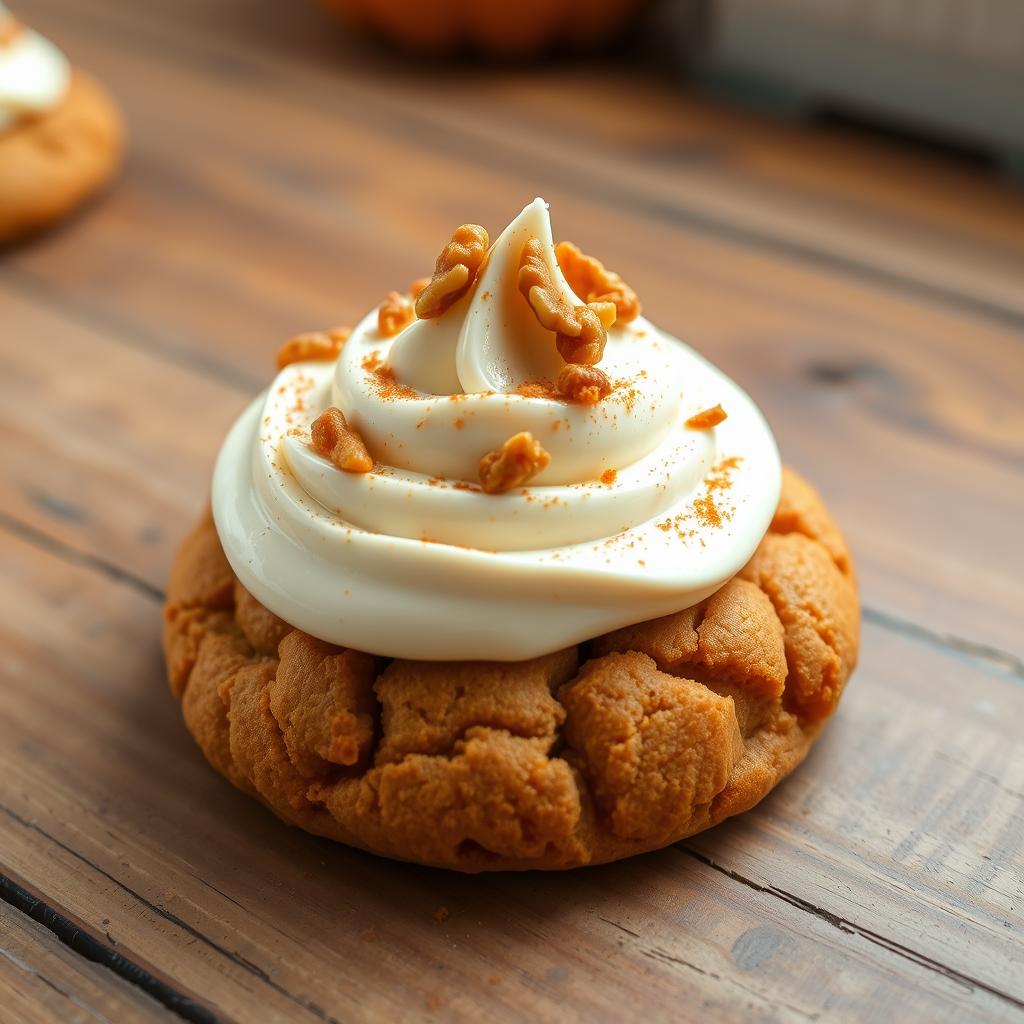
[685,621,1024,1000]
[0,899,178,1024]
[3,0,1022,1018]
[0,531,1018,1022]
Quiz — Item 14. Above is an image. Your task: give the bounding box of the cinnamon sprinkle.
[362,351,419,400]
[692,494,723,528]
[515,380,559,400]
[656,456,742,537]
[691,457,740,528]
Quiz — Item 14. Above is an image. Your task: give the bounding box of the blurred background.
[326,0,1024,174]
[3,7,1024,1020]
[12,0,1023,338]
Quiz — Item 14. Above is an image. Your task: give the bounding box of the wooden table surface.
[2,1,1023,1021]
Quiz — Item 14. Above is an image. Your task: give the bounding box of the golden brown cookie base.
[0,71,123,245]
[163,468,859,871]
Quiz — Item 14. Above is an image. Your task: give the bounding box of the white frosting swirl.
[213,199,781,661]
[0,5,70,133]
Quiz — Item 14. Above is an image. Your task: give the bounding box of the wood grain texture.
[0,533,1019,1023]
[2,0,1023,1020]
[0,900,177,1024]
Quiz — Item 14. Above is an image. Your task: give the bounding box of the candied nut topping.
[479,431,551,494]
[557,363,612,405]
[517,238,614,366]
[686,404,728,430]
[310,407,373,473]
[415,224,490,319]
[409,277,431,302]
[378,291,415,337]
[556,240,641,324]
[275,328,350,370]
[557,304,615,366]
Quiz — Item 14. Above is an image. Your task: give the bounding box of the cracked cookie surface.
[163,466,859,870]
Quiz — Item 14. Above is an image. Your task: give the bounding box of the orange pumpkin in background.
[320,0,646,58]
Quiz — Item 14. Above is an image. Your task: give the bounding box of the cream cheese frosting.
[0,5,71,133]
[213,199,781,661]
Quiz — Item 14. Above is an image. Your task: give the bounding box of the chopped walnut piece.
[556,241,641,324]
[557,363,612,405]
[275,328,351,370]
[409,277,431,302]
[378,291,414,337]
[558,304,616,366]
[686,404,728,430]
[311,407,373,473]
[517,238,612,366]
[479,432,550,494]
[415,224,490,319]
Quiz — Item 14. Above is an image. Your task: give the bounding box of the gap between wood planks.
[0,807,339,1024]
[679,848,1024,1014]
[2,493,1024,1019]
[0,875,217,1024]
[27,0,1024,333]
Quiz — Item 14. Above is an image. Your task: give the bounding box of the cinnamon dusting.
[656,457,742,537]
[362,351,419,400]
[515,380,559,400]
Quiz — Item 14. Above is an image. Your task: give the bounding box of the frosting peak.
[391,198,571,395]
[213,200,781,660]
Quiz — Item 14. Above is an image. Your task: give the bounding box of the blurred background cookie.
[0,3,123,245]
